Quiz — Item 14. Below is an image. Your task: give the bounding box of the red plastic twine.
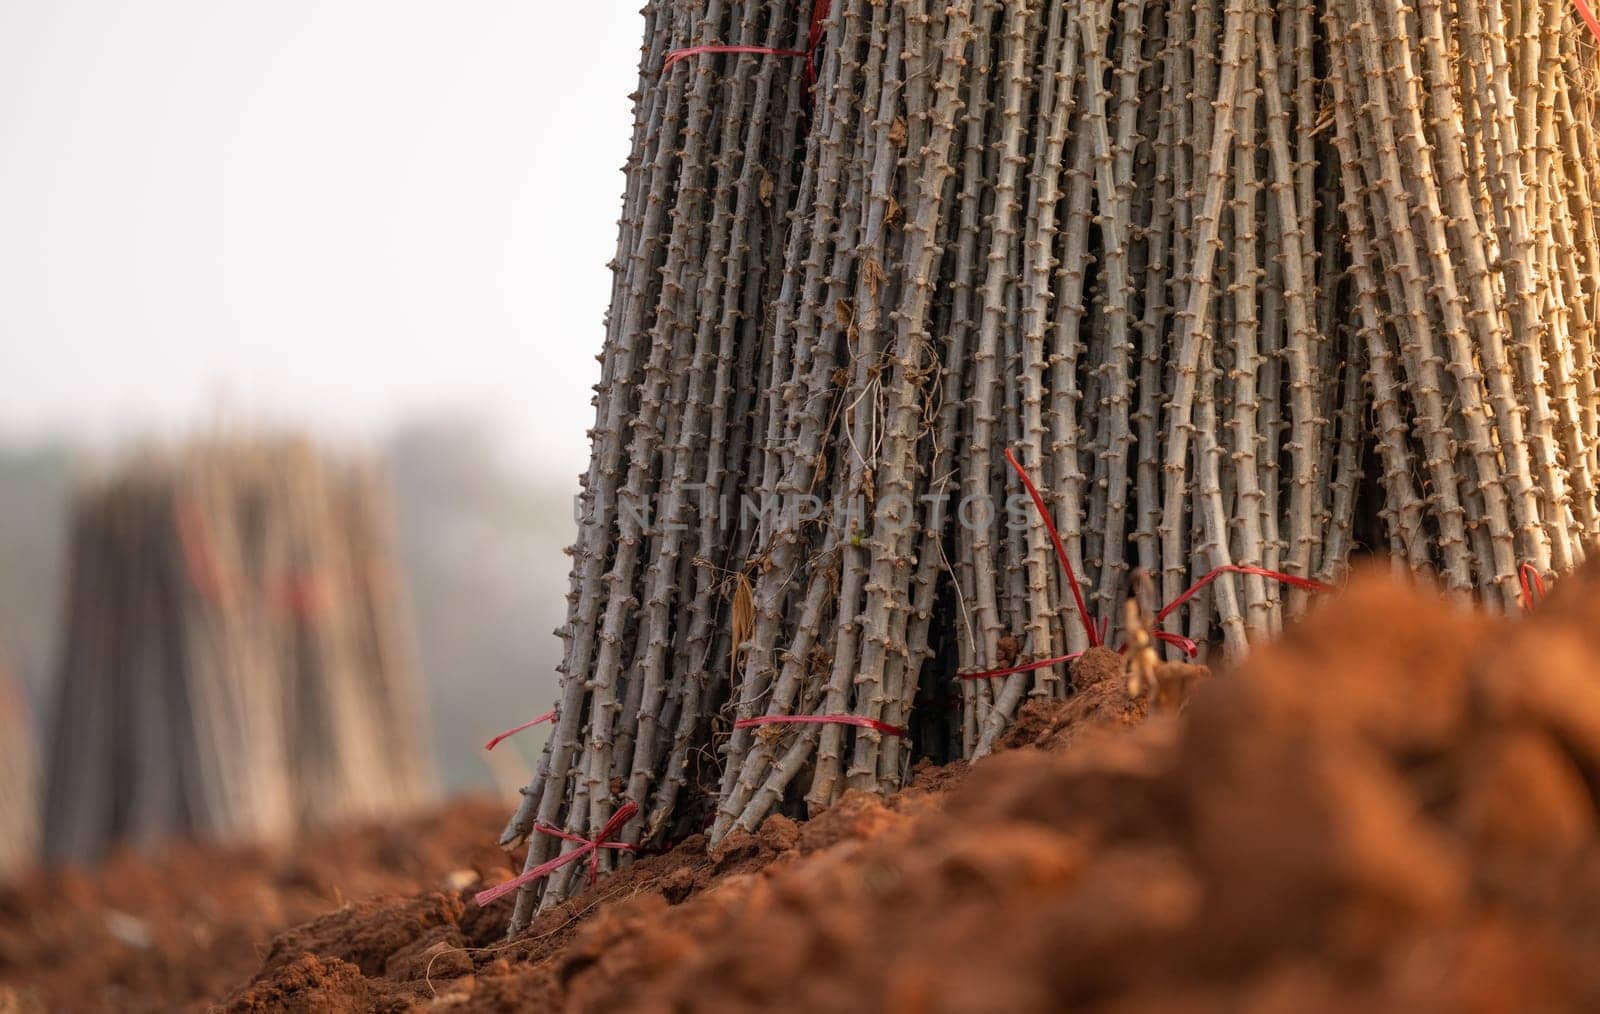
[959,630,1201,681]
[962,562,1324,679]
[175,499,333,622]
[1004,448,1100,648]
[1575,0,1600,45]
[735,714,907,737]
[663,43,810,73]
[175,498,229,604]
[957,447,1103,681]
[661,0,830,90]
[1519,563,1548,611]
[960,652,1085,681]
[474,801,641,907]
[1154,565,1333,626]
[1154,631,1200,658]
[274,573,330,620]
[484,709,557,751]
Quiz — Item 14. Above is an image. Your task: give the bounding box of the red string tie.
[959,630,1204,681]
[962,566,1324,679]
[1519,563,1548,611]
[1155,565,1332,626]
[484,709,557,751]
[474,801,641,907]
[734,714,906,737]
[175,498,229,604]
[961,651,1086,681]
[662,1,831,90]
[1154,631,1200,658]
[1004,448,1101,648]
[1574,0,1600,47]
[274,573,330,620]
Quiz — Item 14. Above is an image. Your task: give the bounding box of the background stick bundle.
[42,436,433,863]
[497,0,1600,928]
[0,652,36,881]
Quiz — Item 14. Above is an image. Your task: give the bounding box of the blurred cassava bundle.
[495,0,1600,927]
[43,437,433,862]
[0,655,36,880]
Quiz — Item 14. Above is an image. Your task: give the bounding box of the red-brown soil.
[0,800,514,1012]
[12,563,1600,1012]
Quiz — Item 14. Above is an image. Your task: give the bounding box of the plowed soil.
[10,563,1600,1012]
[0,801,512,1012]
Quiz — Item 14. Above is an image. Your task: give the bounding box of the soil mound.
[15,565,1600,1012]
[0,800,508,1012]
[536,568,1600,1012]
[217,652,1208,1009]
[223,566,1600,1012]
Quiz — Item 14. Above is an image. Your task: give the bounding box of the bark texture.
[496,0,1600,930]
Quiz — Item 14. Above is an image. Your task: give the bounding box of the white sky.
[0,0,642,478]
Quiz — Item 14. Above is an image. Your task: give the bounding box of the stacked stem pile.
[497,0,1600,929]
[42,437,433,863]
[0,655,36,880]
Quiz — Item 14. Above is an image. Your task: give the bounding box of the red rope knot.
[484,709,557,751]
[734,714,907,737]
[661,1,831,91]
[474,801,641,907]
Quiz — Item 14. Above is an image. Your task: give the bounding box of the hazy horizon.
[0,0,653,798]
[1,0,643,479]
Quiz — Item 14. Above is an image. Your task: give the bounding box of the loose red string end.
[734,714,907,737]
[1003,448,1100,648]
[661,1,830,89]
[961,651,1086,681]
[484,709,556,751]
[1154,565,1333,628]
[805,0,831,88]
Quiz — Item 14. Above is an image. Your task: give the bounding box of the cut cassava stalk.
[491,0,1600,931]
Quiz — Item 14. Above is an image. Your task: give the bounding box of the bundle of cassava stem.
[491,0,1600,931]
[41,435,433,863]
[0,652,36,880]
